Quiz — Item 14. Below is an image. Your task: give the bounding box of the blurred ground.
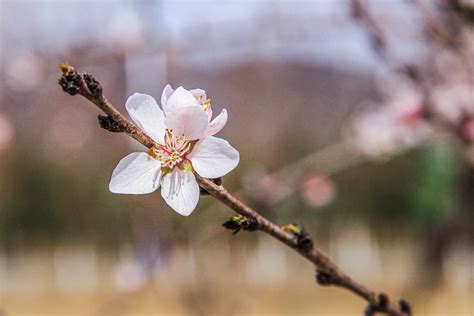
[3,288,471,316]
[1,236,473,315]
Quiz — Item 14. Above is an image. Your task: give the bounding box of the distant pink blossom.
[351,92,431,157]
[301,174,336,208]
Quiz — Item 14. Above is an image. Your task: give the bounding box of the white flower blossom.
[109,86,239,216]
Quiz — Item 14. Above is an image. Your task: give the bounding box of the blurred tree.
[0,142,130,249]
[410,142,464,288]
[411,142,460,226]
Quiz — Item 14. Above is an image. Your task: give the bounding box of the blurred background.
[1,0,473,315]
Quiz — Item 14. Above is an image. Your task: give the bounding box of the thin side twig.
[58,64,411,316]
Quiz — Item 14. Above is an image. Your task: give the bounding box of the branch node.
[282,224,314,251]
[364,292,409,316]
[315,270,337,286]
[364,305,375,316]
[378,292,390,309]
[83,73,103,98]
[399,299,412,316]
[222,215,258,234]
[98,115,124,133]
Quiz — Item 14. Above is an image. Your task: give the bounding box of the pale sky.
[1,0,427,71]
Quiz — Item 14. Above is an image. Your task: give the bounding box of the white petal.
[188,136,240,178]
[206,107,213,121]
[204,109,228,137]
[165,86,198,113]
[109,152,162,194]
[161,84,174,113]
[165,106,209,140]
[126,93,166,143]
[160,169,200,216]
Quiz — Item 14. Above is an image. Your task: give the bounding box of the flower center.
[195,95,212,111]
[148,129,192,171]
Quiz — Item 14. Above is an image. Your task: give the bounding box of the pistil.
[148,129,193,170]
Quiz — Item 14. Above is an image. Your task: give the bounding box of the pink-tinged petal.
[204,109,227,137]
[161,84,174,113]
[206,107,213,122]
[109,152,162,194]
[165,86,198,114]
[190,89,207,102]
[165,106,209,140]
[160,169,200,216]
[126,93,166,143]
[188,136,239,178]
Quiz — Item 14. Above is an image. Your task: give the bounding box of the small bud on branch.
[98,115,123,133]
[223,215,258,234]
[83,73,103,97]
[282,224,314,252]
[315,270,338,286]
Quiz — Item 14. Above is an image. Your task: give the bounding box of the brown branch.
[446,0,474,24]
[413,0,459,47]
[196,174,376,301]
[57,64,411,316]
[351,0,387,58]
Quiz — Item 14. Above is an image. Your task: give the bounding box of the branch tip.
[57,64,82,96]
[58,63,75,74]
